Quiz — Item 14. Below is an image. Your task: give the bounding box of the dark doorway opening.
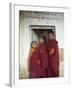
[30,26,56,43]
[32,29,54,42]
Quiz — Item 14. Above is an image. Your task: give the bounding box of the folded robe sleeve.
[51,42,59,72]
[42,45,48,69]
[42,50,48,68]
[38,43,48,69]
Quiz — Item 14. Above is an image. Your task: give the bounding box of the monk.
[28,41,42,78]
[47,31,59,77]
[38,36,48,78]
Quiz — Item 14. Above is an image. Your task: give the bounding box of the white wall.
[20,11,64,70]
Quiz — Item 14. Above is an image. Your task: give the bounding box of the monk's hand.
[49,48,54,54]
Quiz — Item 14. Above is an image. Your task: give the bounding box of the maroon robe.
[47,39,59,77]
[28,48,43,78]
[38,42,48,77]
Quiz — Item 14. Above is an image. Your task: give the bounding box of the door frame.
[29,25,56,42]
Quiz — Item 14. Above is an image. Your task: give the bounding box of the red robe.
[28,48,43,78]
[47,39,59,77]
[38,42,48,78]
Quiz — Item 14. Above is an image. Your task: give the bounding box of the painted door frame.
[29,25,56,42]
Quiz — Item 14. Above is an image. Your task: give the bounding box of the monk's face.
[32,42,37,49]
[48,33,55,40]
[39,37,44,44]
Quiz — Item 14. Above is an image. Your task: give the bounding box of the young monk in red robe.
[28,41,42,78]
[38,36,48,78]
[47,31,59,77]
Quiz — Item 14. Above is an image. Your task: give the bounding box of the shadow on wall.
[19,48,64,79]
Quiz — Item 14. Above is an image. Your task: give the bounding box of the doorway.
[30,25,56,43]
